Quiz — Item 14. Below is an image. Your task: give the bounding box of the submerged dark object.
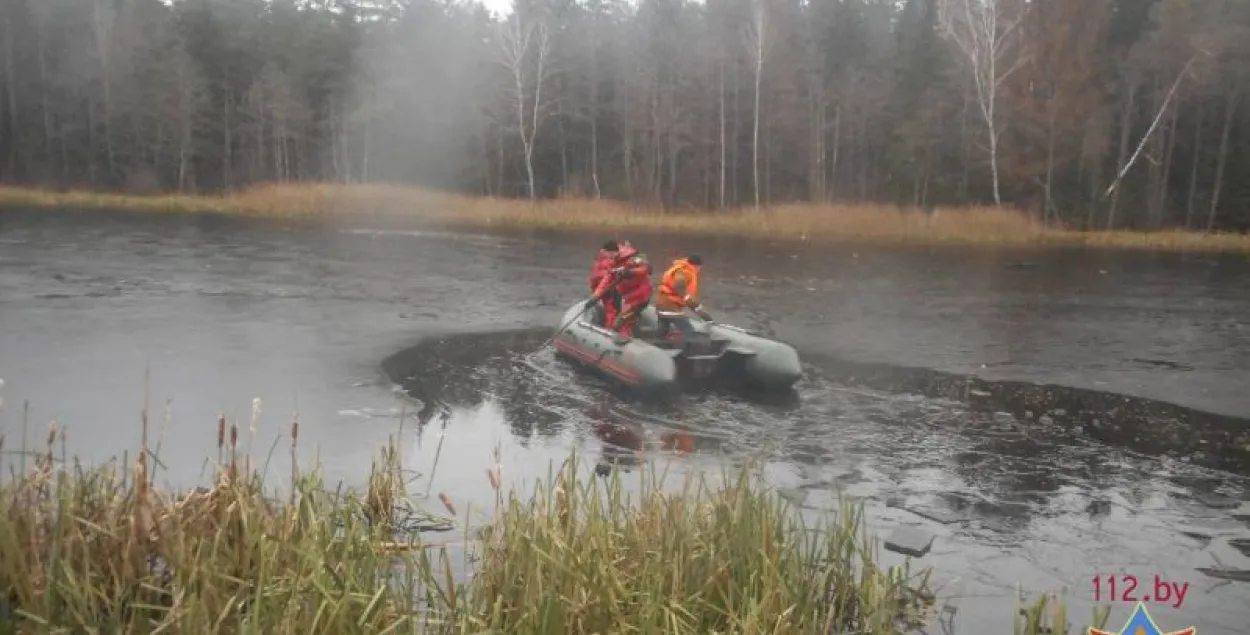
[1228,538,1250,558]
[1195,567,1250,583]
[552,299,802,397]
[884,526,935,558]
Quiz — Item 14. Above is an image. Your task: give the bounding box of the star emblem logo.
[1088,602,1195,635]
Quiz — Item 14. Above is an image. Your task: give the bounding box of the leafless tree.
[495,15,555,201]
[744,0,771,210]
[937,0,1027,206]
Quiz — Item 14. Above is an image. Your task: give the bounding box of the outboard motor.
[680,326,715,355]
[670,317,728,381]
[656,311,703,345]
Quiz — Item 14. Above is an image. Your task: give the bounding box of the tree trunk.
[362,108,371,182]
[590,62,600,198]
[87,91,98,183]
[176,53,192,192]
[223,84,234,191]
[339,99,351,183]
[1106,81,1136,230]
[3,10,17,178]
[986,83,1001,206]
[36,18,53,168]
[763,114,771,203]
[1206,85,1239,233]
[1043,100,1057,226]
[959,79,970,200]
[92,0,117,180]
[496,122,505,195]
[809,76,825,202]
[1184,106,1204,229]
[516,62,535,200]
[718,59,726,208]
[647,89,660,203]
[731,61,740,205]
[271,104,282,181]
[751,15,764,210]
[667,114,679,206]
[830,101,841,201]
[706,104,715,207]
[857,103,869,199]
[1155,105,1179,227]
[622,59,633,199]
[559,114,568,194]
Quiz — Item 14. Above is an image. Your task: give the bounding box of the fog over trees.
[1,0,1247,230]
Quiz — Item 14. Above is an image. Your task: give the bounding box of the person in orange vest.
[655,254,711,339]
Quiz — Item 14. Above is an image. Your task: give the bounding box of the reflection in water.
[382,329,703,472]
[383,328,1250,634]
[7,209,1250,631]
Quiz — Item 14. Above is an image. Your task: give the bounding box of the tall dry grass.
[0,406,1111,633]
[0,406,456,634]
[1,182,1247,252]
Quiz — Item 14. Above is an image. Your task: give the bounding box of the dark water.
[1,208,1249,634]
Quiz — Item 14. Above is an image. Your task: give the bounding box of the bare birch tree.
[937,0,1027,206]
[744,0,772,209]
[495,15,554,201]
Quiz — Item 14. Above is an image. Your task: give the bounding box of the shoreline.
[0,413,1112,634]
[2,182,1248,253]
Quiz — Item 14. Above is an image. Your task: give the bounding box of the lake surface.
[1,208,1249,634]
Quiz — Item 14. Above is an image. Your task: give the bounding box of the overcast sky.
[479,0,512,18]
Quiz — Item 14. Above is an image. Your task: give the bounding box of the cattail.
[216,415,226,450]
[438,492,457,516]
[289,415,301,502]
[555,475,569,529]
[44,421,58,468]
[227,422,239,479]
[131,452,153,548]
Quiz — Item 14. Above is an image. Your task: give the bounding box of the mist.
[1,0,1249,229]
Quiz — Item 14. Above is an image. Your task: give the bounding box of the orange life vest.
[658,258,700,308]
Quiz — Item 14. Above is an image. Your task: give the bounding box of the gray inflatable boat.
[551,299,802,396]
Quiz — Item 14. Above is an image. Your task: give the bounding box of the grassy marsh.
[1,182,1247,253]
[0,408,1112,634]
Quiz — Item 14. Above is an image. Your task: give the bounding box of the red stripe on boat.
[554,338,643,385]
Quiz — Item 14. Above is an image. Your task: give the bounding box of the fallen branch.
[1103,55,1197,199]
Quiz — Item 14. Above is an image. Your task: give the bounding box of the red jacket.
[588,250,615,292]
[595,245,652,301]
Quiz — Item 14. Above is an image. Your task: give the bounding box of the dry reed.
[1,182,1247,252]
[0,411,1112,634]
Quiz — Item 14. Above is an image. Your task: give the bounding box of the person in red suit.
[588,240,620,327]
[592,241,652,340]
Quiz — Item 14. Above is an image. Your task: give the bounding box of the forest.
[0,0,1247,231]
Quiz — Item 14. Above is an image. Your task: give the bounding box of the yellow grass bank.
[0,412,1110,635]
[2,182,1248,253]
